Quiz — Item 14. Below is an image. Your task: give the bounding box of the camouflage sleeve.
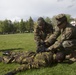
[45,26,60,45]
[61,28,73,40]
[34,26,43,44]
[52,27,73,49]
[46,24,53,38]
[48,24,53,34]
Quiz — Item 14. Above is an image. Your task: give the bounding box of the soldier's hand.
[47,46,58,53]
[5,71,15,75]
[45,48,50,52]
[47,46,54,51]
[36,45,46,53]
[45,46,55,51]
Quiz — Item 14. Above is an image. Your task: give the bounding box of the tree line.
[0,14,74,34]
[0,17,34,34]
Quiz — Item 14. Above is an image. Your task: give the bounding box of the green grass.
[0,33,76,75]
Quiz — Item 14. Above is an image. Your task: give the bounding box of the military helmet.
[37,17,44,21]
[55,14,67,26]
[37,17,45,26]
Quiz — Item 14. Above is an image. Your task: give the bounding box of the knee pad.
[62,41,72,48]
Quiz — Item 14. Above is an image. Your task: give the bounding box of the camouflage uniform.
[34,17,53,47]
[12,52,53,74]
[45,14,76,55]
[2,51,36,64]
[2,51,53,65]
[2,51,54,74]
[2,50,65,75]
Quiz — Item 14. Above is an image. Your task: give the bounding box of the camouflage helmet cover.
[37,17,44,21]
[37,17,45,26]
[55,14,67,25]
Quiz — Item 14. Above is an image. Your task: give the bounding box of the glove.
[40,41,45,45]
[5,71,15,75]
[37,41,45,46]
[46,46,57,53]
[40,41,51,47]
[36,45,46,53]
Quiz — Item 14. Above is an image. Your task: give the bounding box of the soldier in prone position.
[0,51,65,75]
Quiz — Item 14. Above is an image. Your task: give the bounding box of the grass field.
[0,33,76,75]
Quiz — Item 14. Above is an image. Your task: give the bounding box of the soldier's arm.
[55,28,73,48]
[48,23,53,34]
[34,26,43,45]
[61,28,73,40]
[45,27,60,46]
[45,24,53,40]
[48,28,73,50]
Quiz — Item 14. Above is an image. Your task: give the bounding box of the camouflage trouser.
[62,39,76,55]
[12,59,45,74]
[12,62,40,74]
[10,52,53,74]
[12,60,44,74]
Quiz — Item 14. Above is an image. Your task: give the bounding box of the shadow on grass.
[47,60,74,68]
[62,60,74,64]
[0,48,23,52]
